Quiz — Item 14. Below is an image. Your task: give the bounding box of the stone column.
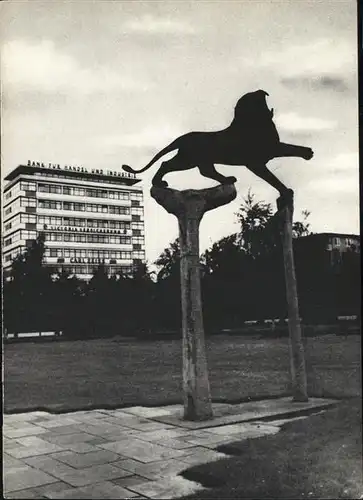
[277,191,308,402]
[151,184,237,420]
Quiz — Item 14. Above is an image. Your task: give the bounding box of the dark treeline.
[3,192,360,338]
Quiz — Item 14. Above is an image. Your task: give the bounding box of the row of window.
[4,213,37,230]
[4,196,37,215]
[44,248,132,259]
[21,181,37,191]
[5,181,37,200]
[38,216,133,231]
[132,237,144,245]
[44,233,132,244]
[3,246,25,263]
[130,207,143,215]
[38,200,132,214]
[47,265,134,275]
[4,214,144,234]
[4,230,37,246]
[38,183,132,200]
[332,237,359,247]
[4,245,143,266]
[5,205,144,221]
[37,171,135,187]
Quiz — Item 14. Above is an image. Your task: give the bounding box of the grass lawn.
[181,398,362,499]
[4,333,361,412]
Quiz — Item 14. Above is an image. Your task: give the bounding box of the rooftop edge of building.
[4,164,141,187]
[298,232,360,240]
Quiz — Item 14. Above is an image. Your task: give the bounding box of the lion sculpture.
[122,90,314,194]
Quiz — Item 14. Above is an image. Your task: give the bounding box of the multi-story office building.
[3,161,145,280]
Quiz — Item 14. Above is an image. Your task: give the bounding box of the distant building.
[296,232,360,267]
[3,161,145,280]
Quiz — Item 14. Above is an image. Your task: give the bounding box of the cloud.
[281,76,348,92]
[309,175,358,195]
[250,38,356,92]
[98,125,182,149]
[306,151,358,195]
[122,15,195,35]
[1,39,147,95]
[276,112,337,133]
[328,152,359,173]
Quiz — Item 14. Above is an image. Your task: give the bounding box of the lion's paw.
[153,180,168,188]
[302,148,314,160]
[223,176,237,184]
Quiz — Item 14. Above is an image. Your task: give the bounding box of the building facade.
[296,232,360,267]
[3,161,145,280]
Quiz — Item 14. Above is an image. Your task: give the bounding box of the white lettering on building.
[27,160,135,179]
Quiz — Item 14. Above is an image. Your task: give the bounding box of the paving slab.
[23,455,81,478]
[4,487,47,498]
[111,458,189,481]
[4,425,49,439]
[39,432,101,446]
[34,418,80,429]
[4,412,48,423]
[152,397,337,429]
[130,428,190,443]
[99,437,187,462]
[179,448,229,466]
[111,458,152,476]
[120,406,182,419]
[206,422,281,436]
[4,397,337,499]
[180,433,241,447]
[32,481,77,498]
[150,437,200,450]
[127,475,205,499]
[43,480,135,499]
[4,465,58,494]
[35,425,81,436]
[4,481,78,499]
[3,453,29,470]
[112,474,155,488]
[74,423,133,438]
[5,438,66,459]
[66,465,132,488]
[48,449,122,468]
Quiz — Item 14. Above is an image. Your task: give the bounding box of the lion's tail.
[122,138,180,175]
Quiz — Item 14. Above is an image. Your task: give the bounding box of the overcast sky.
[1,0,358,265]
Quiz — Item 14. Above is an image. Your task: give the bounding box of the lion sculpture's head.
[232,89,273,126]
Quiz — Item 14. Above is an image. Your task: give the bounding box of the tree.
[200,191,313,324]
[201,234,241,277]
[3,233,58,332]
[153,239,182,330]
[292,210,312,238]
[201,234,249,328]
[10,232,48,283]
[154,238,180,281]
[82,264,114,337]
[51,269,85,336]
[235,190,276,256]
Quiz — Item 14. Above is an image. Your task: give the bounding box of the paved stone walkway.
[4,397,336,499]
